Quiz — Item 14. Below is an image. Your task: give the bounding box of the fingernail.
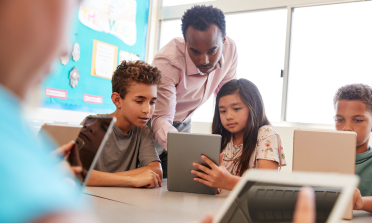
[192,163,196,166]
[191,170,194,173]
[201,155,205,158]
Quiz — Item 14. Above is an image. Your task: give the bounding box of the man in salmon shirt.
[151,5,238,177]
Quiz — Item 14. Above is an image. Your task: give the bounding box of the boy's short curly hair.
[181,5,226,42]
[112,60,161,99]
[333,83,372,112]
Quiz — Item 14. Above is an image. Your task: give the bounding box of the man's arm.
[151,58,180,150]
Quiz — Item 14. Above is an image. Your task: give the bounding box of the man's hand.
[191,153,238,191]
[131,169,162,188]
[353,188,364,210]
[293,187,316,223]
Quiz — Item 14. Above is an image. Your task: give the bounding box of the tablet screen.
[220,181,341,223]
[67,116,113,183]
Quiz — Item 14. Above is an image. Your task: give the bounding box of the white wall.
[24,107,95,132]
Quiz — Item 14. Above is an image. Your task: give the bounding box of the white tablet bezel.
[213,169,359,223]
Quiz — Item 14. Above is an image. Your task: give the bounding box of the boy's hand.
[353,188,364,210]
[131,169,162,188]
[191,153,236,191]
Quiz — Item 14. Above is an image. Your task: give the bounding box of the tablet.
[167,132,221,195]
[214,169,359,223]
[39,123,82,146]
[293,129,356,219]
[67,116,116,187]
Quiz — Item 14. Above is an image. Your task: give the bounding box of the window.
[225,9,287,122]
[162,0,215,7]
[159,19,182,49]
[286,1,372,124]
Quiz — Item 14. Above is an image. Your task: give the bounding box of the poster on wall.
[79,0,137,46]
[41,0,150,113]
[91,40,118,79]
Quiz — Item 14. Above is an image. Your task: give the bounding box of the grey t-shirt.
[81,115,160,173]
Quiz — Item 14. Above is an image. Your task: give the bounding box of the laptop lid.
[40,123,82,146]
[67,116,116,187]
[167,132,221,195]
[213,169,359,223]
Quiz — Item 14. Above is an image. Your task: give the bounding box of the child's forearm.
[225,175,241,191]
[114,161,162,180]
[86,170,133,186]
[362,197,372,213]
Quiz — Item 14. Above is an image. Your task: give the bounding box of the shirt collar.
[185,46,224,76]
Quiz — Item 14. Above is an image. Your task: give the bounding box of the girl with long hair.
[191,79,286,191]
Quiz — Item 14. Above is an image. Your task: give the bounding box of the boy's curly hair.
[112,60,161,99]
[333,83,372,112]
[181,5,226,42]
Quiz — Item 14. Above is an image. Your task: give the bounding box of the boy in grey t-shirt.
[85,61,162,188]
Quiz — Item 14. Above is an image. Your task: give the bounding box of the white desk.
[84,179,372,223]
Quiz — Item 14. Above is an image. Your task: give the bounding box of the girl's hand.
[191,153,238,191]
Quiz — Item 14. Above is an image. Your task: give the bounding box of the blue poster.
[41,0,150,113]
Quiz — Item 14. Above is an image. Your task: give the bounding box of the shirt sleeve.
[215,39,238,94]
[151,58,180,150]
[0,132,87,223]
[138,126,161,167]
[256,129,287,167]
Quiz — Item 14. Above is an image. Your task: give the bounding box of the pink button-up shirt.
[151,36,238,150]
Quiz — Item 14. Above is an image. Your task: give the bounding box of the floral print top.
[222,125,287,176]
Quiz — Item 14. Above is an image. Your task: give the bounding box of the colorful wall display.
[41,0,149,113]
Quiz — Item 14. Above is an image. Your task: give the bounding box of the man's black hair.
[181,5,226,42]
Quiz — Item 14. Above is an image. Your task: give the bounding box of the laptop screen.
[220,181,341,223]
[67,116,113,184]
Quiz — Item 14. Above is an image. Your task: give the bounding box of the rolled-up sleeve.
[151,58,180,150]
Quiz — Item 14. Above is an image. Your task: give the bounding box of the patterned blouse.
[222,125,287,176]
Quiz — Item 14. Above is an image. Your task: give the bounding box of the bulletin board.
[41,0,150,113]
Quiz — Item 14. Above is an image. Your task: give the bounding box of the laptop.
[167,132,221,195]
[39,123,82,146]
[213,169,359,223]
[292,129,356,219]
[67,116,116,186]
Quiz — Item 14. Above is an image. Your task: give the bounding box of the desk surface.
[84,179,372,223]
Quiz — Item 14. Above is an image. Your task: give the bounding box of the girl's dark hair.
[212,79,270,176]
